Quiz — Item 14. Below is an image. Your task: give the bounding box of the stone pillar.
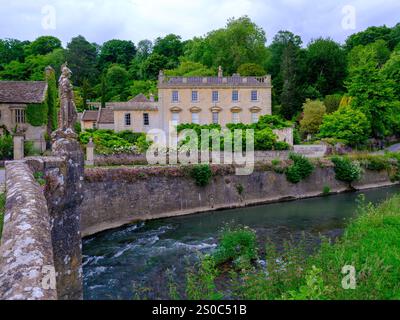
[47,129,84,300]
[86,138,94,166]
[13,134,24,160]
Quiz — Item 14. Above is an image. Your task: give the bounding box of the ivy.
[26,102,48,127]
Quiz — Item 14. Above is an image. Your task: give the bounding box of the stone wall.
[80,164,398,236]
[0,161,57,300]
[0,136,84,300]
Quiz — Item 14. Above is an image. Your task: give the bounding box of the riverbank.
[177,192,400,300]
[81,156,400,237]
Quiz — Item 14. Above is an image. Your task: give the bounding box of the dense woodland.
[1,16,400,146]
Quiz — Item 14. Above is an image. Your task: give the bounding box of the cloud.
[0,0,398,46]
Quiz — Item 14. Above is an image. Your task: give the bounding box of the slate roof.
[81,110,99,122]
[81,108,114,124]
[0,81,48,104]
[129,93,149,103]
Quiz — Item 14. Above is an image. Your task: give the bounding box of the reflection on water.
[83,186,400,300]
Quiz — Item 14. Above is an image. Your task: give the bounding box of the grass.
[0,193,5,239]
[170,193,400,300]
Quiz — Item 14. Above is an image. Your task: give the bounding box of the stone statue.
[58,63,78,130]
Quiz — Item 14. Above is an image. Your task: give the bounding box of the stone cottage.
[0,81,48,152]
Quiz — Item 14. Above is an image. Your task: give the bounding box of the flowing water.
[83,186,400,300]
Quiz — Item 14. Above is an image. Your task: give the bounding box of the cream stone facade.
[157,69,272,135]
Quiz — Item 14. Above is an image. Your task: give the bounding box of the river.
[83,185,400,300]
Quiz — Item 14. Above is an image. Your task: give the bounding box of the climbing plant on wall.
[46,67,59,131]
[26,102,48,126]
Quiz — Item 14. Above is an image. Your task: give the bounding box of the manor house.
[82,67,272,136]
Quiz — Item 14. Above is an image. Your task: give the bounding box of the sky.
[0,0,399,46]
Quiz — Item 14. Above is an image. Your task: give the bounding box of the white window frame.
[191,91,198,102]
[212,112,219,124]
[172,112,180,125]
[251,112,259,124]
[251,90,258,101]
[172,90,179,103]
[212,91,219,103]
[191,112,200,124]
[232,90,239,102]
[232,112,240,124]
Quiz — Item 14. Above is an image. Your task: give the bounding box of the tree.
[346,41,399,137]
[165,60,214,76]
[280,42,303,120]
[184,16,270,74]
[237,63,265,76]
[153,34,184,69]
[136,39,153,60]
[100,75,107,108]
[0,39,29,69]
[66,35,99,85]
[98,39,136,70]
[105,64,130,101]
[130,80,157,99]
[141,53,168,80]
[300,99,326,135]
[324,94,342,114]
[305,38,347,96]
[27,36,62,56]
[318,105,371,145]
[382,49,400,100]
[345,25,392,51]
[82,78,90,110]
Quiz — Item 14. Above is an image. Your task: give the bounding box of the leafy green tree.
[300,99,326,135]
[100,75,107,108]
[141,53,169,80]
[105,64,130,100]
[280,41,303,120]
[130,80,157,99]
[318,105,371,145]
[346,41,399,137]
[345,25,392,51]
[136,39,153,60]
[165,60,214,76]
[98,39,136,70]
[324,94,342,114]
[388,23,400,50]
[184,16,270,74]
[0,39,29,69]
[305,38,347,96]
[153,34,184,69]
[382,49,400,100]
[237,63,265,76]
[27,36,62,56]
[66,35,99,85]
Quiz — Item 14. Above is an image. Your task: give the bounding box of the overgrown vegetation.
[285,153,314,184]
[331,156,362,183]
[189,164,213,187]
[0,134,13,160]
[168,193,400,300]
[79,129,151,155]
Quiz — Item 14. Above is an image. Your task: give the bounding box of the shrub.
[236,184,244,195]
[331,156,362,183]
[323,186,331,195]
[318,105,371,146]
[285,153,315,184]
[190,164,213,187]
[214,226,258,268]
[0,135,13,160]
[24,141,41,157]
[324,94,342,114]
[300,99,326,135]
[366,156,390,171]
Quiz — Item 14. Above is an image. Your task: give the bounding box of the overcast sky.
[0,0,399,46]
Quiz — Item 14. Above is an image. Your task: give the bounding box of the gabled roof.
[98,108,114,124]
[0,81,48,104]
[81,110,99,122]
[129,93,149,103]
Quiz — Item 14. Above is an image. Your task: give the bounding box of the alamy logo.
[41,5,57,30]
[342,5,356,30]
[341,265,356,290]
